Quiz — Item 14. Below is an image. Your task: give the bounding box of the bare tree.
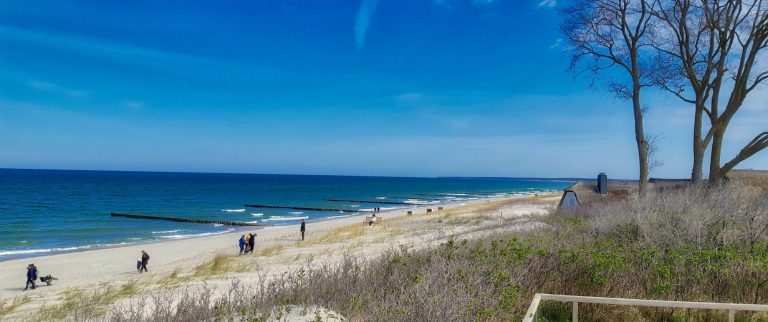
[652,0,768,183]
[562,0,657,191]
[647,133,665,172]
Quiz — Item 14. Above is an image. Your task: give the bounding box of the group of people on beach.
[23,250,150,291]
[238,232,258,254]
[22,213,386,291]
[237,219,306,253]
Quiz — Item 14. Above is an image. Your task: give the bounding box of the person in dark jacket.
[24,264,37,290]
[139,250,149,273]
[248,233,256,254]
[238,235,246,255]
[300,219,306,241]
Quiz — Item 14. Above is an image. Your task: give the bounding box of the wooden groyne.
[324,199,415,205]
[111,213,262,226]
[244,204,370,213]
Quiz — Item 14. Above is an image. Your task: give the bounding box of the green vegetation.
[93,184,768,321]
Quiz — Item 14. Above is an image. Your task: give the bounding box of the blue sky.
[0,0,766,178]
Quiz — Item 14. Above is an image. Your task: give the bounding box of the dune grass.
[299,224,366,247]
[0,295,30,319]
[193,254,248,277]
[438,195,552,217]
[255,243,287,257]
[36,280,141,321]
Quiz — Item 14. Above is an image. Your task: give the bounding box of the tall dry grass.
[584,182,768,251]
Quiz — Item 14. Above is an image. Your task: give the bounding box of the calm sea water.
[0,169,571,260]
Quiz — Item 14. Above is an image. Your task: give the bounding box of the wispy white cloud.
[27,80,89,98]
[537,0,557,8]
[549,38,563,49]
[354,0,380,50]
[124,100,145,111]
[395,92,425,103]
[0,24,278,77]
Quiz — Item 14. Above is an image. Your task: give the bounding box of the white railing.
[523,293,768,322]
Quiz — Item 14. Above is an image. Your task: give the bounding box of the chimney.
[597,172,608,195]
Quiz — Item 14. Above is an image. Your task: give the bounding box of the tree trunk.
[708,123,726,184]
[633,86,649,192]
[691,102,705,183]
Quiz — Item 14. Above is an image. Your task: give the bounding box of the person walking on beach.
[239,235,246,255]
[139,250,150,273]
[24,264,37,290]
[300,219,306,241]
[248,233,256,254]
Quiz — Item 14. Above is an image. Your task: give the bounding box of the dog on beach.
[39,275,58,286]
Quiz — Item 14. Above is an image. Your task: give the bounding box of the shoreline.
[0,193,544,300]
[0,191,557,263]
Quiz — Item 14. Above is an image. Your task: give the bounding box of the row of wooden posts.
[113,206,447,226]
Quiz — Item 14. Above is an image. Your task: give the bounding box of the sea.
[0,169,572,261]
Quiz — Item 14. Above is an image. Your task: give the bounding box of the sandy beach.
[0,194,559,320]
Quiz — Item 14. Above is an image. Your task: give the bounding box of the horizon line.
[0,167,605,181]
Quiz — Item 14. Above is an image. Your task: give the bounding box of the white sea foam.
[158,228,236,239]
[246,220,259,224]
[375,196,387,199]
[262,216,309,222]
[288,211,304,215]
[251,213,264,217]
[152,230,181,234]
[222,209,245,213]
[213,224,224,227]
[349,204,360,208]
[403,199,427,204]
[327,215,352,219]
[0,242,130,257]
[0,247,83,257]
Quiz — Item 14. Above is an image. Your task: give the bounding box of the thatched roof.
[729,169,768,189]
